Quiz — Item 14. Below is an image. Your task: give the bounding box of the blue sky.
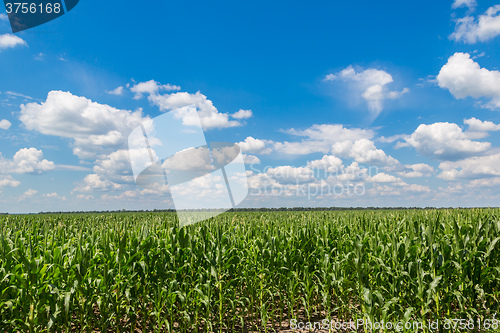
[2,0,500,213]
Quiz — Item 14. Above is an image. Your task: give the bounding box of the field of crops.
[0,209,499,332]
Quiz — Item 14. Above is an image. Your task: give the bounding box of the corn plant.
[0,209,499,332]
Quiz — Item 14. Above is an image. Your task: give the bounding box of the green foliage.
[0,209,499,332]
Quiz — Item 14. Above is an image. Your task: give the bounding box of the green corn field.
[1,209,499,332]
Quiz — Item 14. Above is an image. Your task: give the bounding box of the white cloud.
[93,150,134,184]
[402,184,432,193]
[34,52,45,61]
[107,86,124,95]
[72,148,145,195]
[343,139,399,166]
[378,134,408,143]
[464,117,500,131]
[232,109,253,119]
[437,53,500,108]
[397,163,435,178]
[0,34,27,51]
[275,124,374,155]
[0,176,20,188]
[56,165,92,171]
[307,155,343,172]
[242,154,261,165]
[130,80,181,99]
[335,162,369,181]
[101,191,141,201]
[43,192,67,201]
[238,136,272,154]
[130,81,248,129]
[325,66,408,118]
[0,119,11,130]
[438,153,500,180]
[286,124,374,142]
[0,148,55,174]
[76,194,94,200]
[367,183,431,197]
[402,122,491,161]
[273,124,398,166]
[74,174,122,192]
[452,0,476,9]
[450,5,500,43]
[162,146,212,171]
[5,91,32,100]
[20,91,148,160]
[149,91,242,129]
[274,139,331,155]
[0,14,8,21]
[367,173,403,184]
[468,177,500,188]
[19,189,38,201]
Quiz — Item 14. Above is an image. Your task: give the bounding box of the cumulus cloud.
[0,34,27,51]
[238,137,272,154]
[0,14,8,21]
[339,139,399,166]
[130,80,181,99]
[247,161,429,200]
[438,153,500,180]
[76,194,94,200]
[74,174,123,192]
[437,53,500,108]
[0,148,55,174]
[367,173,404,184]
[149,91,243,129]
[43,192,67,201]
[452,0,476,9]
[19,189,38,201]
[232,109,253,119]
[401,122,491,161]
[464,117,500,131]
[246,166,317,190]
[325,66,408,118]
[468,177,500,188]
[450,5,500,43]
[368,183,431,197]
[93,150,134,184]
[334,162,369,181]
[275,124,374,154]
[129,80,251,129]
[242,154,261,165]
[307,155,343,173]
[396,163,435,178]
[0,176,21,188]
[107,86,124,95]
[0,119,11,130]
[273,124,398,166]
[20,91,148,160]
[162,147,213,172]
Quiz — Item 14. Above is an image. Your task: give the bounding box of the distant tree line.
[0,206,495,216]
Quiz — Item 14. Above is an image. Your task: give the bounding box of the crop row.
[0,209,499,332]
